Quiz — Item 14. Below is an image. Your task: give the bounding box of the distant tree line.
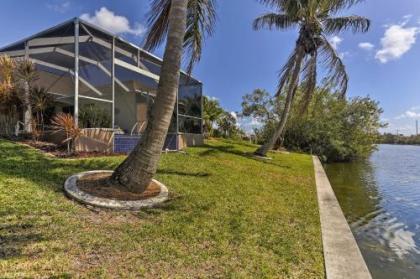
[378,133,420,145]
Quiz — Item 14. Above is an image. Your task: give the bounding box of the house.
[0,18,204,152]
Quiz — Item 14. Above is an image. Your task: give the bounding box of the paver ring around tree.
[64,170,169,210]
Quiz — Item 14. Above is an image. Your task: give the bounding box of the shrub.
[79,104,111,128]
[253,88,384,162]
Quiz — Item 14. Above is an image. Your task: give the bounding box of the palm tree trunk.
[111,0,189,193]
[255,47,305,157]
[23,81,32,133]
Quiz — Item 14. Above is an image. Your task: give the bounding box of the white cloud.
[46,1,70,13]
[80,7,145,36]
[230,111,238,120]
[237,116,263,134]
[358,42,375,51]
[395,110,420,119]
[329,36,343,50]
[375,20,419,63]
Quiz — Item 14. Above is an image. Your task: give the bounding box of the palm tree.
[203,96,224,136]
[15,59,38,134]
[111,0,216,193]
[32,86,54,129]
[253,0,370,156]
[217,111,237,138]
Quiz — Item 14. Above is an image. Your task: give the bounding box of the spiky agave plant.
[51,113,81,154]
[253,0,370,156]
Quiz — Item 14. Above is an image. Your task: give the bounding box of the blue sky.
[1,0,420,134]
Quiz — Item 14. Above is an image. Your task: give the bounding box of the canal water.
[325,144,420,279]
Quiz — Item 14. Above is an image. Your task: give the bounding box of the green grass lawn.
[0,138,324,278]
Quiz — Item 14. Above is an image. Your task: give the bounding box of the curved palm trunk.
[255,47,305,157]
[23,81,32,133]
[111,0,188,193]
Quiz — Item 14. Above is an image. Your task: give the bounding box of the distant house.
[0,18,204,152]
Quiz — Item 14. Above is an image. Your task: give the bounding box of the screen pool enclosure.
[0,18,204,151]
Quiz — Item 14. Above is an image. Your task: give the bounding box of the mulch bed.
[17,140,123,158]
[77,172,161,201]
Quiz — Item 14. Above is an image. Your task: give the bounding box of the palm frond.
[253,13,298,31]
[15,59,38,86]
[323,16,370,34]
[143,0,171,51]
[144,0,217,75]
[184,0,217,75]
[321,0,364,14]
[299,50,317,113]
[275,46,300,97]
[319,36,348,97]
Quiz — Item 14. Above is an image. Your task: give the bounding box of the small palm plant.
[51,113,81,154]
[253,0,370,156]
[32,86,54,130]
[15,59,38,134]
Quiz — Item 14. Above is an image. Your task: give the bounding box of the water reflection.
[325,144,420,279]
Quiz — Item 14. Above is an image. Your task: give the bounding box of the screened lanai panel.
[78,63,111,100]
[79,24,112,101]
[34,62,74,101]
[79,98,112,128]
[35,22,75,38]
[0,42,25,52]
[30,51,75,69]
[115,91,153,133]
[25,22,76,102]
[178,116,202,134]
[178,83,202,118]
[115,38,138,66]
[139,56,161,76]
[80,22,112,42]
[115,64,159,93]
[114,64,158,133]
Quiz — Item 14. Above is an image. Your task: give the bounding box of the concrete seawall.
[313,156,372,279]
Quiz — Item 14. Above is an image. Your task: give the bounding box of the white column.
[74,19,80,127]
[24,41,29,59]
[111,37,115,129]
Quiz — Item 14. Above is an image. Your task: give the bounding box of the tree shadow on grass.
[0,141,188,217]
[157,169,210,177]
[0,142,118,194]
[198,144,291,169]
[0,222,48,260]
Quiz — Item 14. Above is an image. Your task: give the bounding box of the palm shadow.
[157,169,210,177]
[197,143,291,169]
[0,222,48,260]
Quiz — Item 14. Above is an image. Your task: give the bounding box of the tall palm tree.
[15,59,38,134]
[111,0,216,193]
[253,0,370,156]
